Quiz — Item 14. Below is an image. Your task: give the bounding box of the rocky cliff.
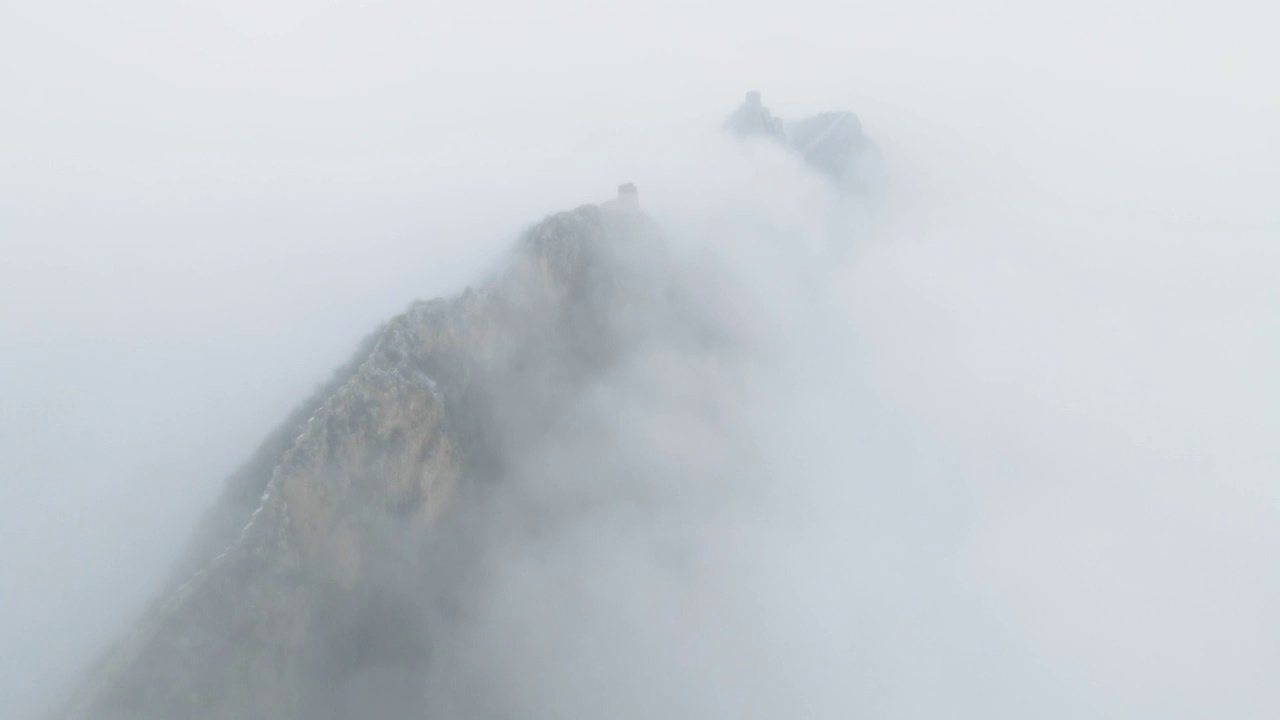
[60,93,873,719]
[724,91,882,192]
[59,198,704,720]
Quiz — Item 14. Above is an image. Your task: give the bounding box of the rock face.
[723,91,881,192]
[59,92,881,718]
[59,201,689,720]
[722,90,786,142]
[786,112,871,182]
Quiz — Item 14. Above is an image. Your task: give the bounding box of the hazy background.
[2,0,1278,717]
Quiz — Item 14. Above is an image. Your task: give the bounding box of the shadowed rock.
[723,90,882,192]
[723,90,786,142]
[57,198,680,720]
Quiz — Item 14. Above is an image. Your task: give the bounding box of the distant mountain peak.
[56,91,880,718]
[723,91,881,192]
[723,90,786,142]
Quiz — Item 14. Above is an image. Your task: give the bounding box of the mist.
[2,1,1278,718]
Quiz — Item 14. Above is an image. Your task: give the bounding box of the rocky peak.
[786,111,873,186]
[723,91,880,191]
[722,90,786,142]
[56,90,881,718]
[57,194,676,720]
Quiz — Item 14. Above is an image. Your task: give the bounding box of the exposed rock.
[723,91,882,192]
[786,111,871,183]
[59,94,883,717]
[58,200,682,720]
[616,182,639,209]
[722,90,786,142]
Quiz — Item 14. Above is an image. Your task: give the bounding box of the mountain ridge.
[60,199,671,719]
[58,94,874,719]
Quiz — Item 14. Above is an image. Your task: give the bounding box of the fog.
[2,1,1277,718]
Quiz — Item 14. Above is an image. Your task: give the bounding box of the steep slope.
[786,112,872,184]
[60,198,685,720]
[61,93,876,718]
[723,90,786,141]
[723,91,882,192]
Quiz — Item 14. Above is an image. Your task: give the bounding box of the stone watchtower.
[617,182,639,208]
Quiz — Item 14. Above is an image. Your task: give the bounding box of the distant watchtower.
[745,90,762,106]
[617,182,639,208]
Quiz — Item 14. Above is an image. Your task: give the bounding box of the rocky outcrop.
[786,112,871,181]
[723,91,882,192]
[59,201,678,720]
[60,90,883,717]
[723,90,786,142]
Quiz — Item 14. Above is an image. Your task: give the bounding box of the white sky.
[1,1,1277,717]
